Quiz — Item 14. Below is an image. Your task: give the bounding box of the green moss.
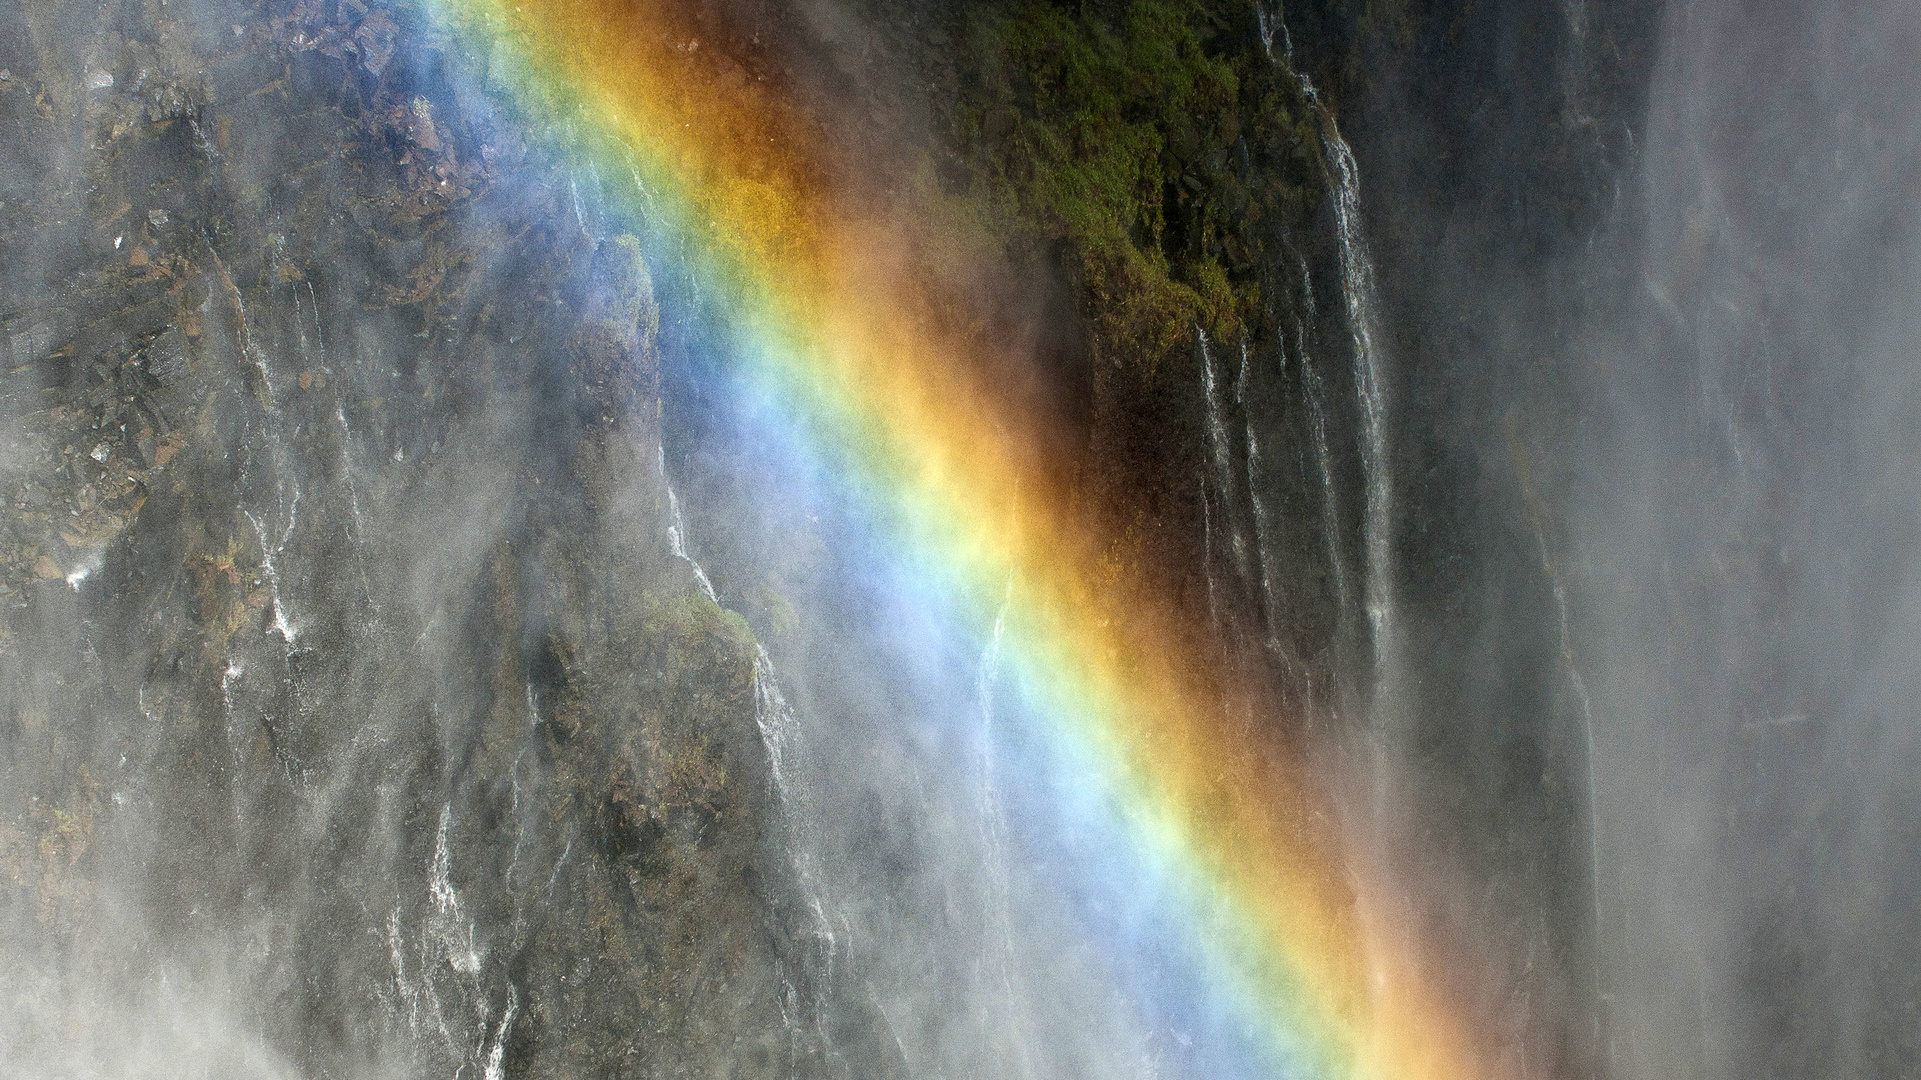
[748,577,800,641]
[644,586,757,660]
[949,0,1324,364]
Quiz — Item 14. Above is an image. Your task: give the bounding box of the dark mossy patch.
[943,0,1325,365]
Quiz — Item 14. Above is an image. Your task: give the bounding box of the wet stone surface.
[0,0,883,1076]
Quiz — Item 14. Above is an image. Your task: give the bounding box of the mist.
[1577,0,1921,1072]
[2,0,1916,1076]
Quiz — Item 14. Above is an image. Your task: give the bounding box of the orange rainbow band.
[427,2,1487,1076]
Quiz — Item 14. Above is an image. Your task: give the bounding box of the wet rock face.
[0,0,840,1076]
[0,0,1691,1073]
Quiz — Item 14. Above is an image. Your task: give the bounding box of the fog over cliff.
[1,0,1914,1077]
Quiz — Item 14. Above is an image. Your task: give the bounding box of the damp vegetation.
[945,0,1327,364]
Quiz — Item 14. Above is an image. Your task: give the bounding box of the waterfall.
[1509,425,1608,1051]
[752,646,803,798]
[657,444,719,603]
[1198,329,1250,596]
[1261,4,1398,716]
[976,594,1014,975]
[480,983,519,1080]
[1237,335,1283,656]
[1539,522,1606,1051]
[1200,475,1220,628]
[975,588,1036,1079]
[753,638,841,1055]
[1323,127,1399,716]
[332,401,378,619]
[381,801,514,1075]
[245,496,300,646]
[1291,261,1356,653]
[653,418,842,1057]
[223,247,319,651]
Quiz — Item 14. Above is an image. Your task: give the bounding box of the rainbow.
[423,1,1490,1076]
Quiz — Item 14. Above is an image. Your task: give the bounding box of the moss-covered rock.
[943,0,1325,366]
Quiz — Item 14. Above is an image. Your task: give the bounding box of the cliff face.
[736,3,1681,1075]
[0,1,891,1075]
[0,0,1689,1075]
[742,1,1658,1065]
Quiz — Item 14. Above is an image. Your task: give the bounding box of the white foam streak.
[480,982,518,1080]
[429,803,483,976]
[245,505,300,646]
[1238,336,1283,653]
[1198,329,1251,586]
[657,445,718,603]
[1263,7,1398,713]
[751,647,839,990]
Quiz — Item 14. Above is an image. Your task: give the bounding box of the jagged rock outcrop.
[0,0,871,1075]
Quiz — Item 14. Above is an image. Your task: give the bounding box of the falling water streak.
[219,245,316,649]
[1258,34,1410,1026]
[291,273,310,357]
[207,244,276,411]
[1198,329,1250,587]
[506,746,532,890]
[429,803,483,978]
[541,834,574,902]
[245,504,299,646]
[1260,12,1398,713]
[1236,335,1283,654]
[1525,513,1607,1056]
[569,177,589,235]
[386,904,422,1036]
[653,440,822,971]
[410,803,516,1080]
[481,982,519,1080]
[1289,261,1354,677]
[867,986,917,1077]
[220,659,244,768]
[624,156,662,225]
[1320,127,1397,719]
[658,445,718,603]
[1200,475,1221,630]
[975,585,1036,1078]
[304,281,326,360]
[416,957,454,1060]
[1278,43,1413,1029]
[977,591,1013,969]
[330,403,379,619]
[751,646,838,981]
[1255,2,1296,65]
[389,845,461,1063]
[1298,325,1352,652]
[280,481,300,551]
[752,646,797,790]
[585,161,606,209]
